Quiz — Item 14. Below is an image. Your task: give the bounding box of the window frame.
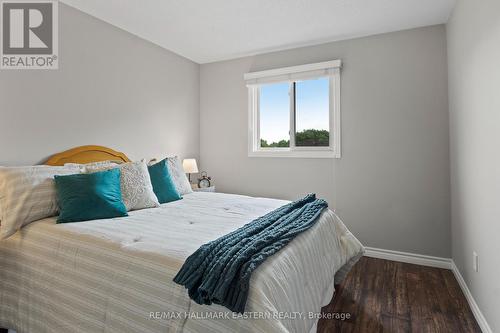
[245,60,341,158]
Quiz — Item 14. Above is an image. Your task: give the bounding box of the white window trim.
[245,60,341,159]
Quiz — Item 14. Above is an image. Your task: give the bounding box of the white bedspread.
[0,192,364,333]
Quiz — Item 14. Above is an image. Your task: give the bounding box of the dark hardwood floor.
[318,256,481,333]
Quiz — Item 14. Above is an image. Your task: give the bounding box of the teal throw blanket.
[173,193,328,313]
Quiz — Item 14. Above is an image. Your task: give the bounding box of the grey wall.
[447,0,500,330]
[0,5,454,260]
[200,25,451,257]
[0,4,200,165]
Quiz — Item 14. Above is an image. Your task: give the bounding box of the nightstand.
[191,185,216,192]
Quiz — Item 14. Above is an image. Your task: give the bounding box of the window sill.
[248,149,340,159]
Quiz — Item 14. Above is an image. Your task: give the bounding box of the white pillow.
[87,161,160,211]
[146,157,193,195]
[64,161,119,172]
[0,165,81,239]
[166,157,193,195]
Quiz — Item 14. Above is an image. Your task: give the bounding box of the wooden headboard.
[45,145,131,166]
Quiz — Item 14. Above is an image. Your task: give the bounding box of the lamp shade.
[182,158,199,174]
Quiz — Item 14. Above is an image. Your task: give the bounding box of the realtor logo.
[1,0,58,69]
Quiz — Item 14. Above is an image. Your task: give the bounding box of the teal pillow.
[54,169,128,223]
[148,159,182,204]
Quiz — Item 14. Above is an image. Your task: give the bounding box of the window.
[245,60,341,158]
[259,82,290,148]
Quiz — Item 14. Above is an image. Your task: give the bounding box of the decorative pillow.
[147,159,182,204]
[54,169,128,223]
[146,157,193,195]
[64,161,119,172]
[87,161,160,211]
[0,165,81,239]
[167,157,193,195]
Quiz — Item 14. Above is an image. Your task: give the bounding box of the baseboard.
[451,261,492,333]
[364,246,452,269]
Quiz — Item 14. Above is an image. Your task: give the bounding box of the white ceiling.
[61,0,456,64]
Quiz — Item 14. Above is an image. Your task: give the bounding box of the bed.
[0,146,364,333]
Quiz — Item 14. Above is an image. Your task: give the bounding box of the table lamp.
[182,158,199,183]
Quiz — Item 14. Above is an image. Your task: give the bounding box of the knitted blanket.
[173,193,328,313]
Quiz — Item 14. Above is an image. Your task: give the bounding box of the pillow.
[167,157,193,195]
[147,159,182,204]
[0,165,81,239]
[147,157,193,195]
[64,161,119,172]
[54,169,128,223]
[86,161,160,211]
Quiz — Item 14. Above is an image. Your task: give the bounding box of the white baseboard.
[363,247,492,333]
[451,261,492,333]
[364,246,452,269]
